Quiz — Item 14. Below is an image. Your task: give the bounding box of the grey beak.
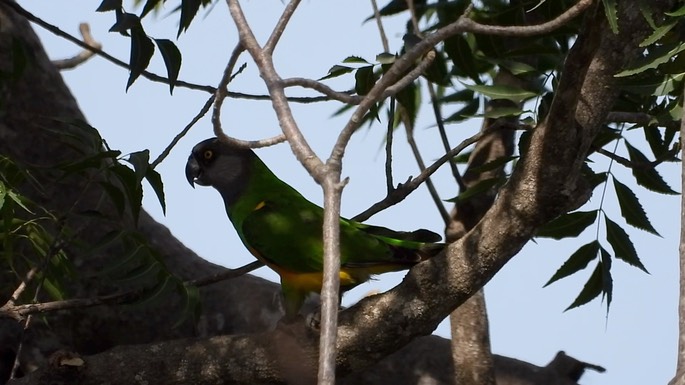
[185,156,200,188]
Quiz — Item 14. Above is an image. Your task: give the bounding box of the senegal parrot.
[185,137,445,319]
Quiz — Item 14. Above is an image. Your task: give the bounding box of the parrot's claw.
[305,312,321,331]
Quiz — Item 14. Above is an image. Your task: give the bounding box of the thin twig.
[404,115,450,224]
[385,98,396,193]
[213,43,247,140]
[151,95,215,168]
[353,130,485,222]
[370,0,389,52]
[595,146,679,169]
[428,83,465,190]
[281,78,358,104]
[6,268,38,308]
[52,23,101,70]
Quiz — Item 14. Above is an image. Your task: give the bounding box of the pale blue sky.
[23,2,680,384]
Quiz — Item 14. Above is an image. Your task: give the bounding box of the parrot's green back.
[186,138,444,318]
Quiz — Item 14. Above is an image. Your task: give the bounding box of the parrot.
[185,137,445,319]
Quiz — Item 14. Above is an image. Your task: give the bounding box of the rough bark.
[0,0,669,384]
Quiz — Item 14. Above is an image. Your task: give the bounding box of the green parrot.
[185,137,445,319]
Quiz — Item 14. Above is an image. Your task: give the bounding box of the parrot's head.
[186,138,254,202]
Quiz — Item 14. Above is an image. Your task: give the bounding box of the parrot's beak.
[185,156,200,188]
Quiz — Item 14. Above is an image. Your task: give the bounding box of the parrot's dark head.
[186,138,255,204]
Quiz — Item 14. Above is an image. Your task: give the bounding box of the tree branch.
[51,23,100,70]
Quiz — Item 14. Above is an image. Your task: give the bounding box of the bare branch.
[404,114,450,224]
[264,0,302,55]
[353,129,485,222]
[370,0,389,52]
[52,23,101,70]
[227,0,325,179]
[319,176,344,385]
[213,43,247,139]
[461,0,594,37]
[281,78,358,104]
[0,261,263,321]
[151,95,215,168]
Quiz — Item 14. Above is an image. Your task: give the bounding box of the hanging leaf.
[615,43,685,77]
[612,178,659,235]
[355,66,377,96]
[444,35,481,82]
[599,247,613,310]
[462,83,537,103]
[109,10,140,33]
[155,39,182,94]
[141,0,164,18]
[537,210,598,240]
[423,50,451,86]
[601,0,619,34]
[625,141,678,194]
[445,177,503,203]
[96,0,122,12]
[178,0,202,36]
[145,168,166,215]
[127,150,150,185]
[320,65,354,81]
[126,27,155,91]
[604,215,649,273]
[545,241,600,287]
[0,181,6,211]
[566,261,604,311]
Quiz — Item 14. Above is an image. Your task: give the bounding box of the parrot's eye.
[203,150,214,160]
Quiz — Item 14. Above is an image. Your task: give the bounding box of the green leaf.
[599,247,613,310]
[462,83,537,103]
[7,190,33,214]
[395,82,420,127]
[145,168,166,215]
[444,98,480,123]
[566,261,604,311]
[59,150,122,175]
[483,106,524,119]
[666,4,685,17]
[99,182,126,216]
[468,156,517,173]
[602,0,619,34]
[625,141,678,194]
[320,65,354,81]
[423,51,451,86]
[604,215,649,273]
[355,66,377,96]
[615,43,685,77]
[0,181,6,211]
[440,89,474,104]
[444,35,481,82]
[141,0,164,18]
[110,164,143,224]
[127,27,155,90]
[127,150,150,185]
[376,53,396,64]
[343,56,369,64]
[172,283,201,328]
[640,21,677,47]
[109,10,140,33]
[537,210,598,240]
[155,39,182,94]
[178,0,202,36]
[545,241,600,287]
[96,0,122,12]
[612,178,659,235]
[445,177,503,203]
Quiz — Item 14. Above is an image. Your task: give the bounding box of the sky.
[19,1,681,384]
